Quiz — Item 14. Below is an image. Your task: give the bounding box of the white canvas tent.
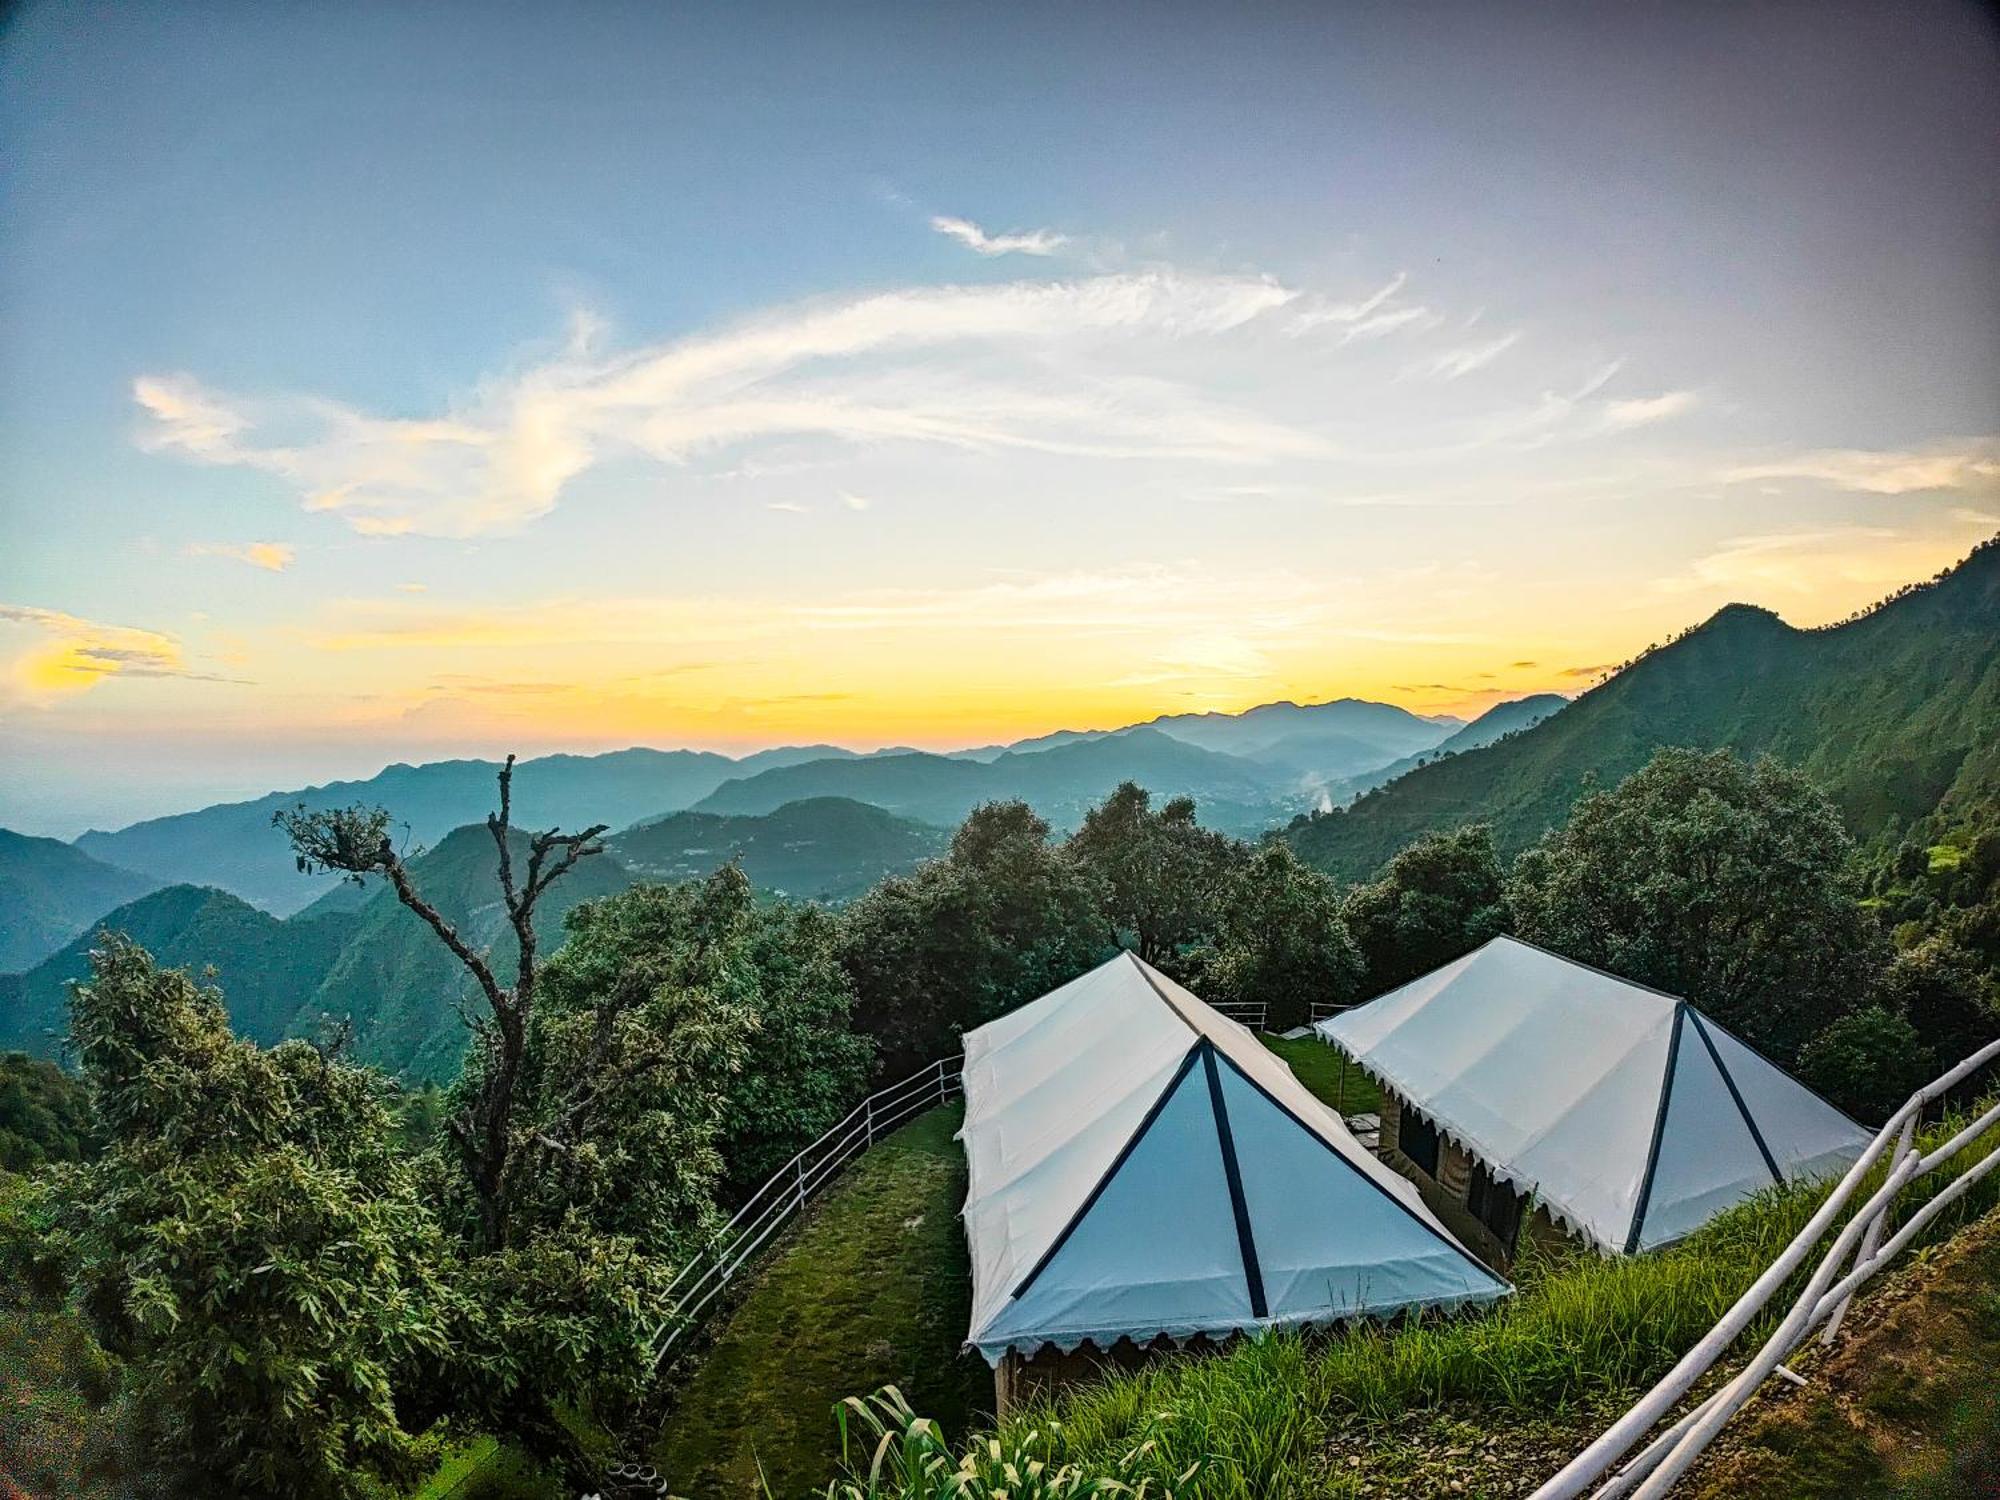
[1316,936,1871,1254]
[959,952,1508,1366]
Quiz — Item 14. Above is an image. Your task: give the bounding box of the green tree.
[840,801,1111,1074]
[1341,824,1510,999]
[0,1049,96,1173]
[1878,935,1998,1072]
[1194,840,1361,1030]
[1508,748,1877,1060]
[49,937,460,1499]
[1798,1006,1935,1123]
[533,863,875,1205]
[1067,781,1245,966]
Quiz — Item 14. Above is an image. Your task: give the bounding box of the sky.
[2,0,1996,836]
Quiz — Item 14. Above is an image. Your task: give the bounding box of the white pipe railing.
[1532,1034,2000,1499]
[650,1053,964,1370]
[1209,999,1269,1032]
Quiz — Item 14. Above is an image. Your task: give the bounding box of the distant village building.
[958,952,1506,1412]
[1317,937,1870,1262]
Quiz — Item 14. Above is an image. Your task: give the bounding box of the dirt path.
[1684,1205,2000,1499]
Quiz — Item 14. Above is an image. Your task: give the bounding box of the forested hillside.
[1291,539,2000,879]
[0,884,358,1053]
[0,830,161,972]
[610,797,946,901]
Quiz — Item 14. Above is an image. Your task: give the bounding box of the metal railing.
[1308,998,1356,1027]
[1531,1034,2000,1499]
[1209,999,1269,1032]
[649,1054,964,1370]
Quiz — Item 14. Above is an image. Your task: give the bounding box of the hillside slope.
[1328,693,1570,806]
[0,829,162,973]
[0,884,359,1054]
[610,798,947,902]
[1291,539,2000,879]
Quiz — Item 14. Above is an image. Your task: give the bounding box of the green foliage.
[1340,824,1509,999]
[1289,537,2000,879]
[0,1048,95,1171]
[1509,748,1877,1059]
[1798,1008,1935,1123]
[826,1386,1201,1499]
[840,802,1111,1075]
[49,935,462,1498]
[1876,935,1998,1072]
[1067,782,1246,967]
[533,863,875,1207]
[1191,840,1359,1030]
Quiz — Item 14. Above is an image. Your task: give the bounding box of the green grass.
[1258,1033,1381,1117]
[651,1102,988,1498]
[1925,842,1966,874]
[820,1100,2000,1499]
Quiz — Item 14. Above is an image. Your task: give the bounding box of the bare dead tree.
[275,754,607,1250]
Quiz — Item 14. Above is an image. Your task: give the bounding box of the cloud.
[767,501,809,514]
[1408,331,1522,381]
[1654,523,1993,601]
[1286,274,1442,342]
[135,270,1318,539]
[1721,441,2000,495]
[929,215,1068,257]
[1,604,243,702]
[1602,390,1698,429]
[186,541,296,572]
[839,491,871,512]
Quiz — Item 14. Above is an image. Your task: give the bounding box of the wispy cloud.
[1721,441,2000,495]
[929,215,1068,257]
[839,491,871,512]
[135,271,1317,539]
[1286,273,1442,342]
[1602,390,1698,430]
[1408,331,1522,381]
[1,604,243,702]
[1654,522,1990,601]
[185,541,296,572]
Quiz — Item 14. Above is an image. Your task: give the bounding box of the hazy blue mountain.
[0,829,163,973]
[694,727,1289,834]
[71,746,838,917]
[1291,540,2000,879]
[1141,697,1460,777]
[610,797,948,901]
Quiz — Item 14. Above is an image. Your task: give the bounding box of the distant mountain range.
[0,797,949,1077]
[1290,538,2000,878]
[1319,693,1569,807]
[19,695,1466,943]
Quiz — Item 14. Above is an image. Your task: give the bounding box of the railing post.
[1821,1111,1915,1346]
[794,1154,807,1210]
[865,1093,875,1144]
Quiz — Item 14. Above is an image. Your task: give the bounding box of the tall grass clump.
[829,1098,2000,1499]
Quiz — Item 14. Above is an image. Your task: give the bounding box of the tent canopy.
[1317,936,1871,1254]
[959,951,1507,1365]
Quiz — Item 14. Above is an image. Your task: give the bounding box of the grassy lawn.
[1260,1032,1382,1116]
[651,1101,988,1498]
